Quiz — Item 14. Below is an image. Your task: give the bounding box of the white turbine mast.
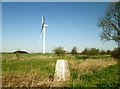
[64,43,69,52]
[40,16,48,54]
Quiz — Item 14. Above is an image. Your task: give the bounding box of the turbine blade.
[39,29,43,43]
[40,28,42,33]
[42,16,43,25]
[39,16,44,43]
[43,16,45,23]
[41,16,44,33]
[42,16,45,25]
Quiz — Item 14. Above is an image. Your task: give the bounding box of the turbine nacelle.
[44,24,48,27]
[41,16,48,33]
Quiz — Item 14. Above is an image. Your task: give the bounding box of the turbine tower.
[40,16,48,54]
[64,43,69,53]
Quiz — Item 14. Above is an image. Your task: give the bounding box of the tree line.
[53,46,119,59]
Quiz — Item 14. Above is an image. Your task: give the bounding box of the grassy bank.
[68,64,119,87]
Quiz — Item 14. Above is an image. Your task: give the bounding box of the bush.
[53,46,66,56]
[71,46,78,54]
[111,47,120,59]
[82,48,99,55]
[106,50,112,55]
[99,50,106,55]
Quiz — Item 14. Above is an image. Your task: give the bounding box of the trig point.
[54,59,70,81]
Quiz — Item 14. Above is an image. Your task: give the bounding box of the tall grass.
[69,58,117,74]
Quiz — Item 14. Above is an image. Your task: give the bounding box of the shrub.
[53,46,66,56]
[106,50,112,55]
[99,50,106,55]
[111,47,120,59]
[71,46,78,55]
[81,48,99,55]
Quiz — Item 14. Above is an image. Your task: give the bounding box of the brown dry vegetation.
[69,58,118,74]
[2,71,66,87]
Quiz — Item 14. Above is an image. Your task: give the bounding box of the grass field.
[1,53,119,87]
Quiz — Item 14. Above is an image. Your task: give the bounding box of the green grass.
[2,54,57,87]
[2,53,119,87]
[2,58,56,75]
[68,64,119,87]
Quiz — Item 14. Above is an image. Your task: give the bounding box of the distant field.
[2,53,119,87]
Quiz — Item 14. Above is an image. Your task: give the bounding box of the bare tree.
[98,2,120,47]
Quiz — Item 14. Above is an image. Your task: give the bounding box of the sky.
[2,2,117,53]
[0,2,1,52]
[1,0,118,2]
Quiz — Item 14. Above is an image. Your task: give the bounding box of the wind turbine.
[40,16,48,54]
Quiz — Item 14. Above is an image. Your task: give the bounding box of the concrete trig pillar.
[54,59,70,81]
